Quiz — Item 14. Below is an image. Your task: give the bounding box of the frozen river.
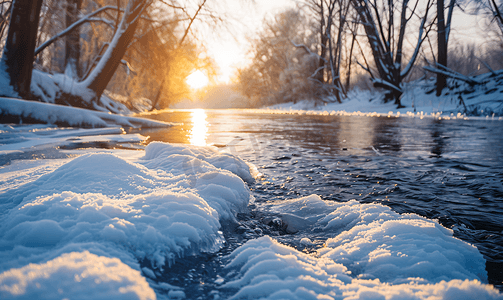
[138,109,503,293]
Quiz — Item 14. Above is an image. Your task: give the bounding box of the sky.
[201,0,295,83]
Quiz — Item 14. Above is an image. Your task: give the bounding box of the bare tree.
[308,0,328,85]
[352,0,435,107]
[31,0,220,111]
[303,0,354,102]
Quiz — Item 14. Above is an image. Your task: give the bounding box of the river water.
[137,108,503,293]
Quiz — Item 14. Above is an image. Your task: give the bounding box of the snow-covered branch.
[291,40,321,59]
[372,78,402,92]
[423,65,480,85]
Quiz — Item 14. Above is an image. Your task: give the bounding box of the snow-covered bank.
[0,142,254,299]
[0,98,171,128]
[265,78,503,120]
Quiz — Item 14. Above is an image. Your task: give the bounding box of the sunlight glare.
[186,70,209,90]
[189,109,208,146]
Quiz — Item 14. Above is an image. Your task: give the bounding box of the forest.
[0,0,502,114]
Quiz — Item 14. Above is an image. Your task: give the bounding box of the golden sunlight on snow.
[189,109,209,146]
[186,70,209,90]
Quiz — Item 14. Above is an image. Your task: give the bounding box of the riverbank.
[266,77,503,120]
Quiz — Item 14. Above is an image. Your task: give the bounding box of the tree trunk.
[351,0,389,82]
[65,0,82,78]
[316,0,327,84]
[1,0,43,98]
[345,26,356,91]
[436,0,447,96]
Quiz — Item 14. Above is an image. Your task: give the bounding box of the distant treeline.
[237,0,503,108]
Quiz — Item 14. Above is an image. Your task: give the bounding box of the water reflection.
[371,117,402,153]
[189,109,208,146]
[430,120,446,158]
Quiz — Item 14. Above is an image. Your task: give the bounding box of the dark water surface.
[138,109,503,291]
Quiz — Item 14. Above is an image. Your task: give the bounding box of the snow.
[0,97,171,128]
[219,195,502,299]
[223,233,499,299]
[0,142,254,299]
[265,79,503,120]
[224,235,499,300]
[0,59,17,98]
[0,251,155,300]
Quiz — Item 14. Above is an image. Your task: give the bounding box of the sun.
[186,70,209,89]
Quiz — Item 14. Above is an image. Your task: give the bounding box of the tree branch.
[423,64,480,85]
[179,0,207,46]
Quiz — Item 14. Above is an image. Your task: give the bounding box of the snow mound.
[222,236,502,300]
[0,142,253,294]
[0,251,155,300]
[266,194,340,233]
[319,201,487,283]
[260,195,487,283]
[224,195,502,299]
[0,190,222,270]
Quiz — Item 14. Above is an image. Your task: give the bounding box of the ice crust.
[223,195,502,299]
[0,142,253,298]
